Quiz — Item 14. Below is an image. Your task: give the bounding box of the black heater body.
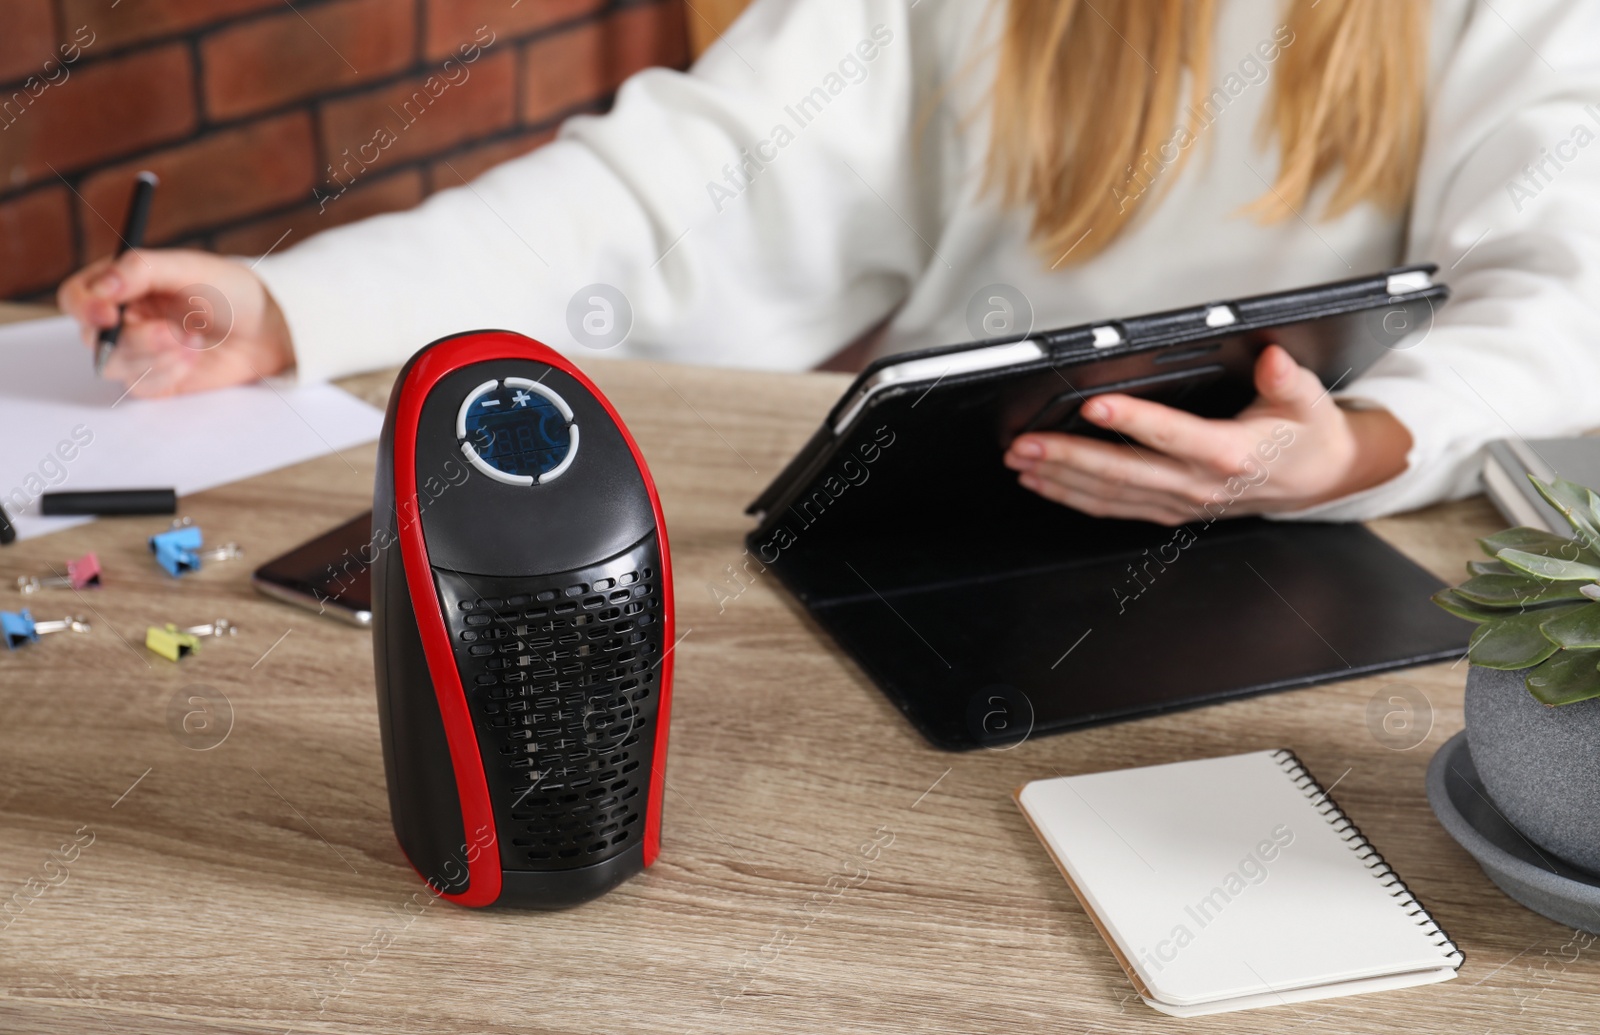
[371,329,673,908]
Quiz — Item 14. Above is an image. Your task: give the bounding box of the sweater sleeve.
[253,0,932,384]
[1282,0,1600,522]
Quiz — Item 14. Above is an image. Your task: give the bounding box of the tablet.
[744,265,1470,750]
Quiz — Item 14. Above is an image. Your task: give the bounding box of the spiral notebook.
[1016,750,1463,1017]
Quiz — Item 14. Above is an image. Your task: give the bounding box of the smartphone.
[251,512,374,627]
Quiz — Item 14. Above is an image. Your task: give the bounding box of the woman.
[58,0,1600,525]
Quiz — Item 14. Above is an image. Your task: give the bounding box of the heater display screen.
[458,378,578,485]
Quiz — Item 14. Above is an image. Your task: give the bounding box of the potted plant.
[1434,476,1600,876]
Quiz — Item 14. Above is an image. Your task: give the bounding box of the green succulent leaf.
[1540,603,1600,649]
[1497,548,1600,582]
[1469,609,1577,669]
[1523,649,1600,706]
[1479,526,1600,565]
[1453,480,1600,695]
[1431,588,1503,623]
[1454,573,1590,607]
[1532,477,1600,553]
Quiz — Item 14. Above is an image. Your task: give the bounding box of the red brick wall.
[0,0,689,299]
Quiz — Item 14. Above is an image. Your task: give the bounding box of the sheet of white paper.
[0,316,384,541]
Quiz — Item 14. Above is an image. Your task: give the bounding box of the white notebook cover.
[1017,750,1462,1017]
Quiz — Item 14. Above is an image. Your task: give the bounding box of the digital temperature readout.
[457,378,579,486]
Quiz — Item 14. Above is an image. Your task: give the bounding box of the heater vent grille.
[435,535,664,872]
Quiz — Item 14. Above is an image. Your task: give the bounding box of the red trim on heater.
[392,340,501,908]
[391,330,674,906]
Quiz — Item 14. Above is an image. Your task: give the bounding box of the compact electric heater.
[372,330,673,908]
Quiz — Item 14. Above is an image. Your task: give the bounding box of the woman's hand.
[58,249,294,398]
[1003,345,1412,525]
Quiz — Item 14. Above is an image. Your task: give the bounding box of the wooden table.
[0,317,1589,1034]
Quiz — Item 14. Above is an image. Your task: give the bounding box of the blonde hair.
[986,0,1430,266]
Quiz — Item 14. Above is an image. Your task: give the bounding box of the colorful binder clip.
[16,553,102,594]
[2,610,91,650]
[148,520,242,577]
[145,618,237,662]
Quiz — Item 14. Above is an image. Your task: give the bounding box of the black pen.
[94,170,159,376]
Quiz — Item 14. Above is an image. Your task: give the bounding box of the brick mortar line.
[48,0,66,53]
[186,35,208,136]
[308,89,329,193]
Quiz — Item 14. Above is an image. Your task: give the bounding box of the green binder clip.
[145,619,237,662]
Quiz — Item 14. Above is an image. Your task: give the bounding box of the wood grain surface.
[0,325,1591,1034]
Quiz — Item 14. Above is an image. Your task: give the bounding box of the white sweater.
[255,0,1600,521]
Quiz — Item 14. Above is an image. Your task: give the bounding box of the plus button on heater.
[373,330,674,908]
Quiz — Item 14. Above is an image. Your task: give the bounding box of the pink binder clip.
[15,552,102,595]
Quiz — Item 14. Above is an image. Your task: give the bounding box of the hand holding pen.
[57,196,295,399]
[95,171,158,375]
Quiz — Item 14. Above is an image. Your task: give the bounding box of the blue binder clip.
[1,609,33,649]
[148,519,242,577]
[2,609,91,650]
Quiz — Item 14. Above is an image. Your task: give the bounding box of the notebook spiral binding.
[1271,749,1465,967]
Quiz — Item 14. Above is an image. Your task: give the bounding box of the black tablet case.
[746,267,1472,750]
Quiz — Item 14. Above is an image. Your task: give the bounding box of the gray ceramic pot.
[1464,664,1600,877]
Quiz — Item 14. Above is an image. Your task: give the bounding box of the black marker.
[95,170,159,376]
[41,488,177,517]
